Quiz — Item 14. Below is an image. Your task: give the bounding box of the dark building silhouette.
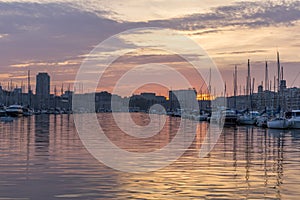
[169,89,198,112]
[36,73,50,110]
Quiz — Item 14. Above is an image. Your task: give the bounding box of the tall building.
[36,73,50,109]
[169,89,198,112]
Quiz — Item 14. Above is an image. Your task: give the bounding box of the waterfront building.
[0,71,298,113]
[224,81,300,111]
[129,93,167,112]
[95,91,112,112]
[169,89,198,112]
[35,73,50,110]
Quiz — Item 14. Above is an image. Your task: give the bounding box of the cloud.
[0,33,9,39]
[0,1,299,93]
[0,2,135,70]
[0,0,243,22]
[216,50,268,55]
[10,58,81,68]
[1,1,299,64]
[190,29,222,36]
[149,1,300,30]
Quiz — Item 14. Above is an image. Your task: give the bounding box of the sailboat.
[288,110,300,129]
[6,105,23,117]
[237,60,259,125]
[22,106,33,116]
[256,114,269,128]
[238,111,260,125]
[267,116,290,129]
[267,52,290,129]
[23,70,34,117]
[256,62,271,128]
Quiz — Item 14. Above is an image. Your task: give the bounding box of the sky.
[0,0,300,97]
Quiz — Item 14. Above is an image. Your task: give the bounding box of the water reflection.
[0,113,299,199]
[35,115,50,155]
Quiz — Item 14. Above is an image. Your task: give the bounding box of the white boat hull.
[238,118,256,125]
[0,110,6,117]
[267,119,290,129]
[256,116,268,128]
[6,105,23,117]
[289,119,300,129]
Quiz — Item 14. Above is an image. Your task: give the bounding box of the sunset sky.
[0,0,300,97]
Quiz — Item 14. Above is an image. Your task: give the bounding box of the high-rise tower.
[36,73,50,109]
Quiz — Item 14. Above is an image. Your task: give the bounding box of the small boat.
[220,109,238,126]
[237,111,260,125]
[256,115,269,128]
[173,109,183,117]
[41,110,48,114]
[194,114,208,122]
[22,107,34,116]
[209,114,219,123]
[6,105,23,117]
[0,105,6,116]
[209,108,223,123]
[34,110,41,115]
[167,111,174,116]
[288,110,300,129]
[267,117,291,129]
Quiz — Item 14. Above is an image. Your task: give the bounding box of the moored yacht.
[22,107,34,116]
[194,113,209,122]
[6,105,23,117]
[0,105,6,116]
[237,111,260,125]
[256,114,269,128]
[288,110,300,129]
[267,117,290,129]
[221,109,238,126]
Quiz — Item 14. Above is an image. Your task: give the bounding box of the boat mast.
[281,66,284,82]
[224,82,227,106]
[234,65,237,109]
[61,83,64,96]
[246,59,251,109]
[208,68,211,95]
[276,51,281,113]
[246,59,251,96]
[208,67,212,109]
[277,51,281,93]
[27,70,31,107]
[265,61,268,91]
[54,85,57,109]
[264,61,269,108]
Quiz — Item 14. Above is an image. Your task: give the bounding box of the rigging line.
[291,72,300,87]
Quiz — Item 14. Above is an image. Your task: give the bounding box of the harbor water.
[0,113,300,199]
